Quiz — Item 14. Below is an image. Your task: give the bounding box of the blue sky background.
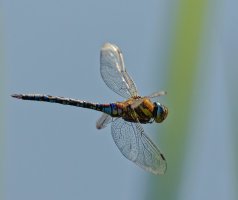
[2,0,238,200]
[4,1,170,200]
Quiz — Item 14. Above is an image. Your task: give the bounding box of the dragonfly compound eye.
[153,102,168,123]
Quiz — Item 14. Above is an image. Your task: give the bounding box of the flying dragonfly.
[12,43,168,175]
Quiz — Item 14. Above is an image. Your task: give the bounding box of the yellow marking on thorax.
[130,99,153,119]
[142,99,154,112]
[138,99,154,118]
[117,98,154,119]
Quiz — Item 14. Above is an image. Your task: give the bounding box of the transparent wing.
[96,113,113,129]
[131,91,167,109]
[147,91,167,98]
[100,43,138,98]
[111,118,167,175]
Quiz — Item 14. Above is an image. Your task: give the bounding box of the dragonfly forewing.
[100,43,138,98]
[147,91,167,99]
[130,91,167,110]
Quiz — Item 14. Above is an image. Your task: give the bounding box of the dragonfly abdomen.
[11,94,108,112]
[101,103,122,117]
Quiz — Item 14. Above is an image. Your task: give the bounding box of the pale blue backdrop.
[3,0,238,200]
[4,1,170,200]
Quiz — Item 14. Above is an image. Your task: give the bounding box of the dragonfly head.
[153,102,168,123]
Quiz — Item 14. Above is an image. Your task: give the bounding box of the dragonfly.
[12,43,168,175]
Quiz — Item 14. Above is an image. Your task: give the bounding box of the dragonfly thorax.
[153,102,168,123]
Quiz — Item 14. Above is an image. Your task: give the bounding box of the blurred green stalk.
[148,1,208,199]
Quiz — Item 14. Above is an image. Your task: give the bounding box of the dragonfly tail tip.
[11,94,23,99]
